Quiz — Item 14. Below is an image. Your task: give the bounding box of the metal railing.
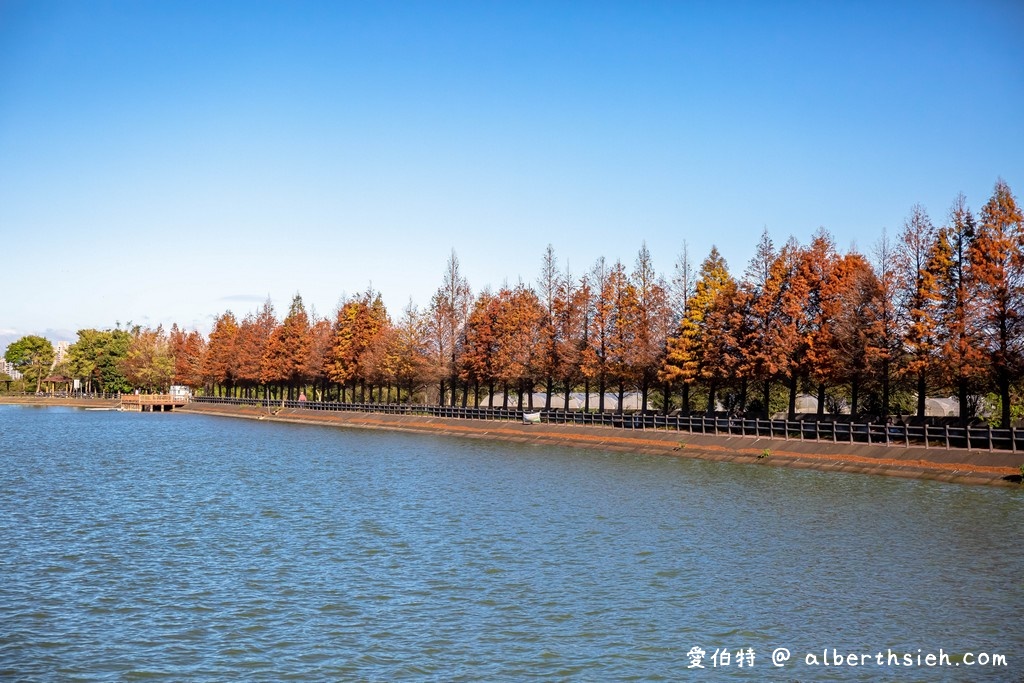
[191,396,1022,453]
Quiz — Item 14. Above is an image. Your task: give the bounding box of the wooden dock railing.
[120,394,190,412]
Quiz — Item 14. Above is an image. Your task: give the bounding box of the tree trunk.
[816,382,826,416]
[916,370,926,419]
[998,371,1011,429]
[545,377,553,409]
[850,375,860,419]
[761,379,771,420]
[881,358,890,419]
[957,376,969,425]
[449,362,458,406]
[787,374,798,421]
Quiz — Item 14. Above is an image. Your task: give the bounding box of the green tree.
[66,328,132,394]
[4,335,54,393]
[122,327,175,392]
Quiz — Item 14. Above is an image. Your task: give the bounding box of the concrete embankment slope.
[0,396,119,409]
[177,402,1024,488]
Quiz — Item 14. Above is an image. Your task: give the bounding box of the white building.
[53,340,71,367]
[0,359,22,380]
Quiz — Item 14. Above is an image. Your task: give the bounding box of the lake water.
[1,405,1021,681]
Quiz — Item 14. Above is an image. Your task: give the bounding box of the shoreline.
[4,397,1022,487]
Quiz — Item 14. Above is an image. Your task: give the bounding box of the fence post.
[944,424,949,450]
[1012,427,1017,453]
[988,426,993,452]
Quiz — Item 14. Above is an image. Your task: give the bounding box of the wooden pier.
[120,394,190,412]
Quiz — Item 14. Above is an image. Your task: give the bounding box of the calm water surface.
[1,405,1021,681]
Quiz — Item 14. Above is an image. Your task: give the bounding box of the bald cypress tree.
[970,179,1024,427]
[661,246,732,414]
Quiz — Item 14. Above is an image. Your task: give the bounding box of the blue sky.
[1,0,1022,345]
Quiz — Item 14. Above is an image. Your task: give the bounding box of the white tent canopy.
[474,391,646,410]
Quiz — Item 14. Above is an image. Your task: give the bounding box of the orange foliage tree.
[427,250,472,406]
[329,288,389,402]
[581,257,614,412]
[969,179,1024,427]
[661,246,733,413]
[461,289,499,406]
[490,284,545,409]
[235,299,277,398]
[629,243,672,412]
[261,294,311,400]
[122,326,175,392]
[896,204,941,418]
[202,312,239,396]
[934,194,986,422]
[172,181,1020,424]
[169,324,206,389]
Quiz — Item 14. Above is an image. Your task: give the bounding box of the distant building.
[53,340,71,367]
[0,359,22,380]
